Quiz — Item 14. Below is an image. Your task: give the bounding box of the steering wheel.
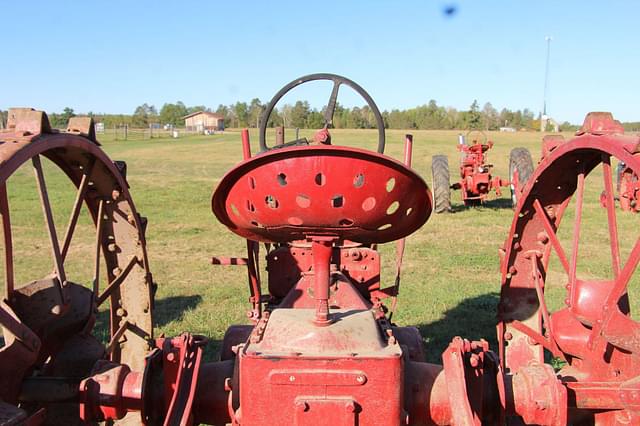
[259,73,386,153]
[465,129,487,145]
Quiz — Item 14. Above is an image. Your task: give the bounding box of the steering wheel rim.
[465,129,487,145]
[258,73,386,153]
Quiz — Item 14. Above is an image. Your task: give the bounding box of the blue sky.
[2,0,638,124]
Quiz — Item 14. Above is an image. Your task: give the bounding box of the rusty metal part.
[499,111,640,424]
[0,108,153,423]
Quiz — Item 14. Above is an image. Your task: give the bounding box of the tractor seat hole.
[246,200,256,212]
[362,197,376,211]
[230,204,240,216]
[296,194,311,208]
[386,201,399,215]
[339,218,354,226]
[378,223,392,230]
[354,173,365,188]
[331,195,344,208]
[288,217,303,226]
[248,176,256,189]
[315,173,326,186]
[406,207,413,216]
[265,195,279,209]
[277,173,287,186]
[386,177,396,192]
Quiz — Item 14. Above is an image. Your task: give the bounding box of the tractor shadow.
[449,198,514,212]
[94,294,203,346]
[416,292,500,363]
[153,295,203,328]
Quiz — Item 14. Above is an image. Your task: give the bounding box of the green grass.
[3,128,638,362]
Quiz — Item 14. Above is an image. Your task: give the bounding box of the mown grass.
[3,127,638,362]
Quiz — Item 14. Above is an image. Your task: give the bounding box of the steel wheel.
[0,109,153,423]
[499,113,640,425]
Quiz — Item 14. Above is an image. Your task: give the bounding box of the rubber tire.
[509,148,534,208]
[432,155,451,213]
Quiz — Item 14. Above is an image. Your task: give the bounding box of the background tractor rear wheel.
[431,155,451,213]
[508,148,534,208]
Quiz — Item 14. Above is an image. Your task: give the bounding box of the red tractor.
[431,131,533,212]
[1,76,639,425]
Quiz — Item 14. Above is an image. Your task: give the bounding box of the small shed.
[183,111,225,132]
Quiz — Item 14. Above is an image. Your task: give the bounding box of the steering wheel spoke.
[323,79,341,127]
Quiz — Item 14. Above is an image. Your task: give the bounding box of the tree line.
[2,104,639,132]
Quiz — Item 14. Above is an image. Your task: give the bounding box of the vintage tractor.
[431,131,533,213]
[0,74,639,426]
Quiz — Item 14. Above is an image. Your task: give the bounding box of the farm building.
[183,111,225,132]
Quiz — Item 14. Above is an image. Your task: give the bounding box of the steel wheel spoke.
[0,183,14,298]
[323,80,341,127]
[105,320,129,355]
[32,155,66,287]
[92,199,104,296]
[533,199,570,274]
[569,172,585,301]
[602,155,621,279]
[611,237,640,304]
[96,255,139,307]
[61,160,95,263]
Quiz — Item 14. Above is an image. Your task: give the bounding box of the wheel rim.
[0,111,153,419]
[499,120,640,395]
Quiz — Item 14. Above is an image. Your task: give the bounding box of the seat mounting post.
[310,236,337,326]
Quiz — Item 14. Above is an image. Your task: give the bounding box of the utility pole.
[541,36,552,131]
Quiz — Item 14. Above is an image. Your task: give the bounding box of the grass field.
[3,127,639,362]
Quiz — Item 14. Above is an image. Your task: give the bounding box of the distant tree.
[132,103,157,127]
[306,110,324,129]
[467,100,482,129]
[186,105,209,114]
[482,102,499,130]
[265,108,282,127]
[290,101,310,128]
[231,102,249,127]
[160,102,188,126]
[248,98,264,128]
[522,108,535,130]
[279,104,292,127]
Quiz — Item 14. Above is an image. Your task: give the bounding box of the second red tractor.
[431,131,533,212]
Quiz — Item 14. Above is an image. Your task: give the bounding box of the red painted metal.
[452,132,509,205]
[211,145,432,245]
[499,111,640,425]
[4,97,639,424]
